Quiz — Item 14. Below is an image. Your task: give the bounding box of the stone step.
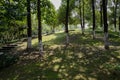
[7,44,17,47]
[2,46,15,49]
[0,49,10,52]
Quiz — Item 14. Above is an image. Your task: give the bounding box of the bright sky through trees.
[50,0,61,10]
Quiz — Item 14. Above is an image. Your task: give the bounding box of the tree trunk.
[118,16,120,35]
[114,0,118,32]
[27,0,32,49]
[37,0,43,54]
[79,0,83,33]
[100,0,103,30]
[65,0,69,44]
[102,0,109,50]
[82,0,85,35]
[52,26,55,33]
[92,0,96,39]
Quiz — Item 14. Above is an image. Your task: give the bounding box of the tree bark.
[52,26,55,33]
[27,0,32,49]
[100,0,103,30]
[79,0,83,33]
[65,0,69,44]
[82,0,85,35]
[114,0,118,32]
[118,16,120,35]
[37,0,43,54]
[92,0,96,39]
[102,0,109,50]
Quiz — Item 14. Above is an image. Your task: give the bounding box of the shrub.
[0,52,19,69]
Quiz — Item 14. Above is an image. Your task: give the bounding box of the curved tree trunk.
[27,0,32,49]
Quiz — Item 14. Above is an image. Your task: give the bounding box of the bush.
[0,53,19,69]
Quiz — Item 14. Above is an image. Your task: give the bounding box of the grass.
[0,30,120,80]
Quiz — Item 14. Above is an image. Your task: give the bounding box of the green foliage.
[31,0,58,35]
[43,0,58,32]
[57,0,76,25]
[0,0,26,43]
[0,53,19,69]
[0,0,120,44]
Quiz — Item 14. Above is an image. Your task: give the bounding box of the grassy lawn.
[0,30,120,80]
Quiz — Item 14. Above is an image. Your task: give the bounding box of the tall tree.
[65,0,69,44]
[82,0,85,35]
[79,0,83,34]
[114,0,119,32]
[44,1,57,34]
[58,0,75,26]
[37,0,43,54]
[102,0,109,49]
[100,0,103,29]
[118,16,120,34]
[27,0,32,49]
[92,0,96,39]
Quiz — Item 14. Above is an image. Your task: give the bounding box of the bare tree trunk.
[37,0,43,54]
[102,0,109,50]
[100,0,103,30]
[27,0,32,49]
[51,26,55,33]
[118,16,120,36]
[65,0,69,44]
[82,0,85,35]
[92,0,96,39]
[79,0,83,32]
[114,0,118,32]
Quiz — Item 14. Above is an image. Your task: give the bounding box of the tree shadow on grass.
[0,32,120,80]
[37,43,120,80]
[37,32,120,79]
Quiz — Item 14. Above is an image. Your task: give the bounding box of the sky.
[50,0,61,10]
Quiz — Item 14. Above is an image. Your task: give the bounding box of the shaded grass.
[0,30,120,80]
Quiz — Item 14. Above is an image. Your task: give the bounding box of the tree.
[57,3,66,25]
[82,0,85,35]
[118,16,120,35]
[65,0,70,44]
[92,0,96,39]
[76,0,92,33]
[113,0,119,32]
[44,1,57,33]
[79,0,83,34]
[58,0,75,44]
[100,0,103,29]
[26,0,32,49]
[118,1,120,36]
[102,0,109,49]
[37,0,43,54]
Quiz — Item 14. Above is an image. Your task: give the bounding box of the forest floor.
[0,30,120,80]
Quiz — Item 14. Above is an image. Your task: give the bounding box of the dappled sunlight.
[0,31,120,80]
[43,34,57,42]
[0,0,120,79]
